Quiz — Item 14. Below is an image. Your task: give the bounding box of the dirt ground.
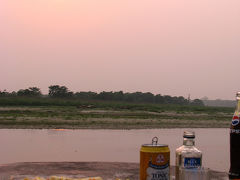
[0,162,228,180]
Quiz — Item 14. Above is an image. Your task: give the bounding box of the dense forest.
[0,85,204,106]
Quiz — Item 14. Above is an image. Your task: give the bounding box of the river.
[0,128,229,172]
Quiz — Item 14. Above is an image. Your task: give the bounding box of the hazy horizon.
[1,0,239,100]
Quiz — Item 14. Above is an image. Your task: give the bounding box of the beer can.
[140,137,170,180]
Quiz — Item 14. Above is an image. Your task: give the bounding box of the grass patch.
[0,99,234,129]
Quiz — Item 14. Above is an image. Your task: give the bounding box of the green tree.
[48,85,73,98]
[155,94,164,104]
[97,91,114,100]
[163,95,172,104]
[17,87,41,97]
[113,91,124,101]
[0,89,8,96]
[75,91,97,100]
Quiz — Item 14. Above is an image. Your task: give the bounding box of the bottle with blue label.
[175,131,202,179]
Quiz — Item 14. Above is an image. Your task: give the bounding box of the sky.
[0,0,239,100]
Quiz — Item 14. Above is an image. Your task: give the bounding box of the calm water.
[0,128,229,172]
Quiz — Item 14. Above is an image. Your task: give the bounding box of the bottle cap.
[183,131,195,138]
[236,92,240,100]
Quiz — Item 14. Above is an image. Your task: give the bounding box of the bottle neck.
[183,138,195,146]
[237,100,240,112]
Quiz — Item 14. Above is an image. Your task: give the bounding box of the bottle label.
[146,161,169,180]
[230,129,240,133]
[184,158,201,169]
[232,115,240,126]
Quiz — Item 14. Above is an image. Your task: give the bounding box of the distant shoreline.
[0,105,232,129]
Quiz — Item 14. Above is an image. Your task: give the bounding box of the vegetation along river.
[0,128,229,172]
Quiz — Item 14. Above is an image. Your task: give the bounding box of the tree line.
[0,85,204,106]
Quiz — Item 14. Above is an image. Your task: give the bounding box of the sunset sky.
[0,0,239,100]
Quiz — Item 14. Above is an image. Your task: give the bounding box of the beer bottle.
[229,92,240,179]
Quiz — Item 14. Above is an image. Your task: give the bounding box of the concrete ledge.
[0,162,228,180]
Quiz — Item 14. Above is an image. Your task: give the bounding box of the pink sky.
[0,0,240,100]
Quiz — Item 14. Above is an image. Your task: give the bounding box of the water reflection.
[0,128,229,172]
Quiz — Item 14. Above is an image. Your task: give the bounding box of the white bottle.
[175,131,202,179]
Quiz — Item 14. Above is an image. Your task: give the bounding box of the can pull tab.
[152,136,158,145]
